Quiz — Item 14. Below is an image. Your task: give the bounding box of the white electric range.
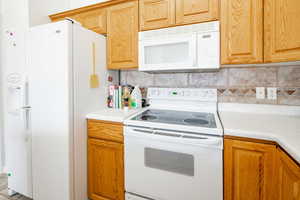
[124,88,223,200]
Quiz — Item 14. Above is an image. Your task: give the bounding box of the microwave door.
[139,34,197,71]
[197,31,220,69]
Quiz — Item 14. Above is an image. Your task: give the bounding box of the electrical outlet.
[256,87,265,99]
[267,88,277,100]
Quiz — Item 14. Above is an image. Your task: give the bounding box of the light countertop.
[86,108,142,123]
[219,103,300,164]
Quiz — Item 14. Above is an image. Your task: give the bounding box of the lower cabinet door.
[88,138,124,200]
[276,148,300,200]
[224,139,277,200]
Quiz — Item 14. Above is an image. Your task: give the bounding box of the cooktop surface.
[131,109,217,128]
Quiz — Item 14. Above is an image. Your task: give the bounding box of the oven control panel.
[147,88,217,102]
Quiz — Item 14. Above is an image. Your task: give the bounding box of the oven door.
[124,126,223,200]
[139,34,197,72]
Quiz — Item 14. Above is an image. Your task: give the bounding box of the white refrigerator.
[3,20,114,200]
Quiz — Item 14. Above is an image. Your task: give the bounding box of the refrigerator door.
[72,24,111,200]
[3,74,32,198]
[27,20,111,200]
[27,21,73,200]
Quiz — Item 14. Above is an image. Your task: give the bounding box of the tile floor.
[0,174,31,200]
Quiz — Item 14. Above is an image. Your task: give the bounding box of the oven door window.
[144,147,194,176]
[144,42,189,65]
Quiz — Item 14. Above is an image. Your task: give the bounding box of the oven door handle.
[125,127,223,148]
[153,129,222,147]
[132,128,154,135]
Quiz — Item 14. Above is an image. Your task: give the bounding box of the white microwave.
[139,21,220,72]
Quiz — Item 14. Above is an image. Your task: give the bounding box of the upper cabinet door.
[73,8,107,34]
[276,148,300,200]
[221,0,263,64]
[107,1,138,69]
[175,0,219,25]
[139,0,175,31]
[264,0,300,63]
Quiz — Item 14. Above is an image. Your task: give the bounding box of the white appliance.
[3,20,112,200]
[124,88,223,200]
[139,21,220,72]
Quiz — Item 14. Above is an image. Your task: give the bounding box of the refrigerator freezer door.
[3,74,33,198]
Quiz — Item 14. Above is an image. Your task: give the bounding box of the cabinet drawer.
[88,120,123,143]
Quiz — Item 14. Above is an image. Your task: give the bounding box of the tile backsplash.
[120,65,300,106]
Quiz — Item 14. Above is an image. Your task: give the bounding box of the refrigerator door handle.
[21,106,31,109]
[21,77,31,131]
[23,108,30,132]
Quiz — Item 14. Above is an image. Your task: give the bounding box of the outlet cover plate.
[267,88,277,100]
[256,87,265,99]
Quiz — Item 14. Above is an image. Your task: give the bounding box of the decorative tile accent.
[240,89,250,95]
[285,88,296,96]
[217,88,226,95]
[228,89,238,95]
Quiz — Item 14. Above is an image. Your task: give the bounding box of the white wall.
[28,0,70,27]
[28,0,109,27]
[69,0,108,10]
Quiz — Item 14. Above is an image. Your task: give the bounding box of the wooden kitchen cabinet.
[87,120,125,200]
[88,138,124,200]
[139,0,175,31]
[224,138,277,200]
[139,0,219,31]
[88,119,123,143]
[107,1,138,69]
[275,148,300,200]
[264,0,300,63]
[72,8,107,34]
[175,0,219,26]
[221,0,263,64]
